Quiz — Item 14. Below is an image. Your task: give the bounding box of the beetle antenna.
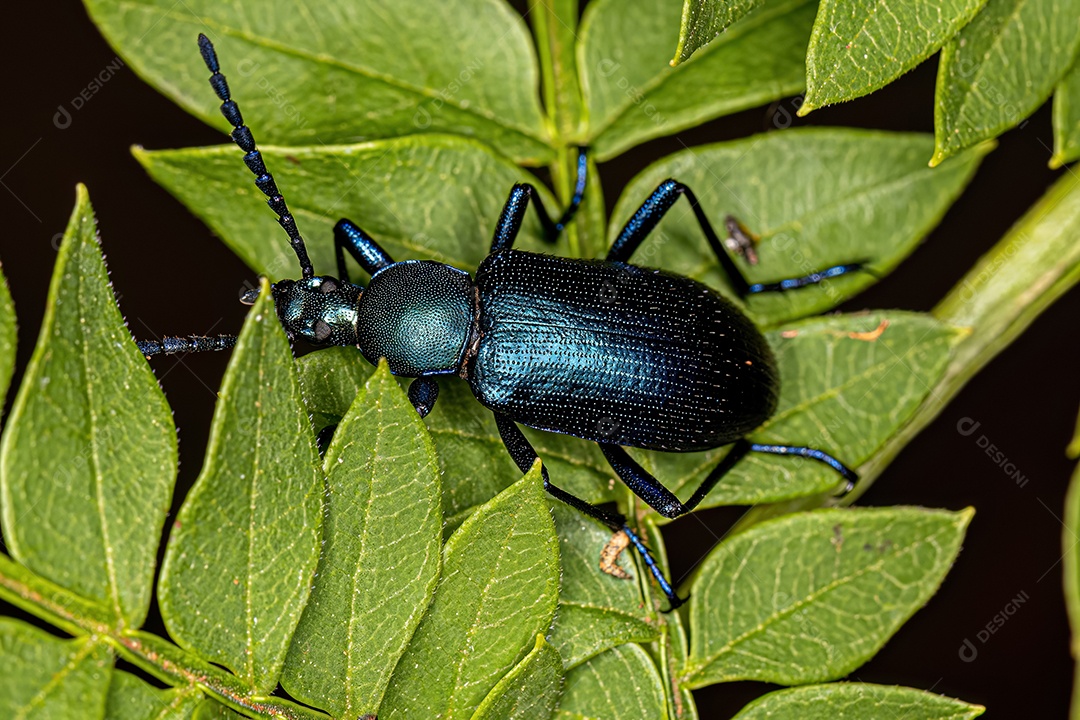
[197,33,314,279]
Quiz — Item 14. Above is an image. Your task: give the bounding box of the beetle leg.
[609,181,868,296]
[494,412,686,610]
[601,440,751,517]
[749,443,858,493]
[490,148,588,252]
[333,218,395,281]
[407,377,439,418]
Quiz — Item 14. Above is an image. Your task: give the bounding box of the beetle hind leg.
[493,413,686,610]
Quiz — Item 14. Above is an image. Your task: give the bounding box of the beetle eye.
[320,279,338,293]
[313,319,332,342]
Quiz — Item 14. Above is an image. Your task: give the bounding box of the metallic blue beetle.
[140,35,860,610]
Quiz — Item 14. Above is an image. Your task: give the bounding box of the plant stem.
[0,553,328,720]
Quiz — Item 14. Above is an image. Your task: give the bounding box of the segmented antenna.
[198,33,314,279]
[137,335,237,357]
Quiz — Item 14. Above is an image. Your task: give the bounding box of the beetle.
[140,34,861,610]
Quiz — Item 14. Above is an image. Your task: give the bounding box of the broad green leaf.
[802,0,987,113]
[933,0,1080,166]
[554,644,666,720]
[378,465,560,720]
[549,505,658,669]
[685,507,972,686]
[158,278,322,693]
[135,136,559,279]
[0,185,176,629]
[648,312,961,510]
[730,683,984,719]
[84,0,552,163]
[672,0,766,64]
[0,618,112,719]
[1053,61,1080,168]
[0,263,14,412]
[609,129,989,327]
[281,361,442,718]
[105,670,201,720]
[295,347,614,530]
[472,635,564,720]
[580,0,816,161]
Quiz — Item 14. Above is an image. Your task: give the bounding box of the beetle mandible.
[140,35,862,610]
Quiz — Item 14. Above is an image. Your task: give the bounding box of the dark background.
[2,2,1079,717]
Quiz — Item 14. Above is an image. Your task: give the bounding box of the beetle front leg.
[407,377,439,418]
[494,413,686,610]
[490,148,588,252]
[333,218,395,281]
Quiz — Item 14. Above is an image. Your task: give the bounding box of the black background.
[2,2,1080,717]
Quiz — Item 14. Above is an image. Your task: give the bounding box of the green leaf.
[1052,59,1080,168]
[730,683,984,719]
[685,506,972,686]
[378,465,560,720]
[472,635,564,720]
[932,0,1080,166]
[0,185,176,629]
[0,618,112,719]
[135,136,559,279]
[295,347,614,530]
[105,670,201,720]
[1064,416,1080,720]
[0,262,15,412]
[112,631,328,720]
[548,505,658,669]
[281,361,442,718]
[554,644,666,720]
[580,0,817,161]
[609,129,989,327]
[672,0,766,64]
[802,0,987,113]
[83,0,552,163]
[158,277,322,693]
[649,312,961,509]
[190,700,245,720]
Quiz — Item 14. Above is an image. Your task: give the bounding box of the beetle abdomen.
[470,250,778,451]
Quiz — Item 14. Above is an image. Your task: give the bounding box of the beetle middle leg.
[606,180,865,296]
[493,412,686,609]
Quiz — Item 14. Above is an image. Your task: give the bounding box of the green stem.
[0,553,327,720]
[529,0,605,258]
[735,170,1080,529]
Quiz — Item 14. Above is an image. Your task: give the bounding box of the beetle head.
[266,276,362,347]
